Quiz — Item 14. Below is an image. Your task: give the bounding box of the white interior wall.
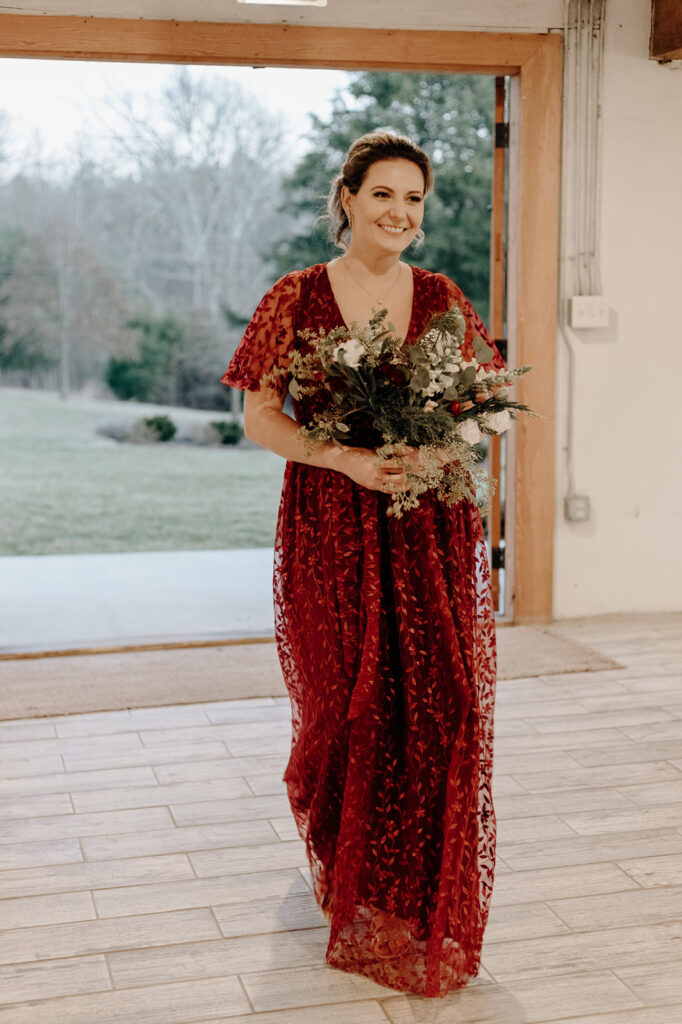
[4,0,682,618]
[1,0,564,32]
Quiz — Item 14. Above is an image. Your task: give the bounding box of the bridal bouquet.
[261,303,534,517]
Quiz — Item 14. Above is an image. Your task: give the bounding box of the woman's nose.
[388,198,408,220]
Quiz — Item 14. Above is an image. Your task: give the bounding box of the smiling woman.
[219,130,505,997]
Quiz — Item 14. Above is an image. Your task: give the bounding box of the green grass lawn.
[0,387,285,554]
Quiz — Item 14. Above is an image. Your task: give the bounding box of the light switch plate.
[570,296,610,329]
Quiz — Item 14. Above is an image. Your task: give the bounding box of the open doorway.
[0,17,561,649]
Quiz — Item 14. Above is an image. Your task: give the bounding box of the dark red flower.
[379,364,406,386]
[449,401,462,417]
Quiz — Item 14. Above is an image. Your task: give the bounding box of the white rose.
[333,337,365,369]
[424,399,437,411]
[457,418,482,445]
[482,410,512,433]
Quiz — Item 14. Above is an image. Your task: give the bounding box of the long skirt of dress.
[273,459,498,998]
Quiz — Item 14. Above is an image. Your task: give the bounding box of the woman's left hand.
[389,444,451,474]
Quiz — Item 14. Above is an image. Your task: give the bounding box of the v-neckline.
[322,261,418,342]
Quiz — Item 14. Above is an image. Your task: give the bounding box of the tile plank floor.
[0,612,680,1023]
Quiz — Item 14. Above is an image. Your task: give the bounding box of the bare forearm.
[244,404,349,472]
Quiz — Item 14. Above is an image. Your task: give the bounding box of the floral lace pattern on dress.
[221,263,503,998]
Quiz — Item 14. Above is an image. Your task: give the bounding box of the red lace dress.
[221,262,504,998]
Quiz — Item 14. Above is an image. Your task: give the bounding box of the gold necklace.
[341,258,403,306]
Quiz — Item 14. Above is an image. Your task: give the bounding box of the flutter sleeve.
[220,271,302,396]
[436,273,507,372]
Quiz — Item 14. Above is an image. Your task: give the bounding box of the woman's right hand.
[330,446,411,494]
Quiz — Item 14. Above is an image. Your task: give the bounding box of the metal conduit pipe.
[558,0,606,512]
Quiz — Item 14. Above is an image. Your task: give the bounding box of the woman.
[220,131,505,998]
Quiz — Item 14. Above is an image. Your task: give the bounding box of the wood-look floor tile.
[559,802,682,835]
[0,807,173,845]
[0,975,250,1024]
[72,778,251,814]
[244,773,287,796]
[546,885,682,930]
[481,920,682,981]
[213,891,325,938]
[92,868,309,918]
[0,853,195,899]
[534,1008,682,1024]
[500,828,682,871]
[0,733,143,760]
[494,787,636,820]
[490,861,639,907]
[64,741,230,773]
[154,755,284,784]
[491,775,528,796]
[0,890,95,929]
[382,969,641,1023]
[0,908,220,966]
[617,852,682,887]
[484,901,570,942]
[621,675,682,693]
[0,756,64,779]
[55,708,212,737]
[510,761,680,793]
[497,816,576,844]
[529,709,674,734]
[0,792,73,820]
[81,820,278,860]
[492,728,631,753]
[223,736,291,758]
[1,839,82,871]
[578,692,682,712]
[616,778,682,806]
[205,705,292,724]
[0,722,57,742]
[170,794,293,827]
[618,719,682,742]
[189,841,307,879]
[568,739,682,767]
[492,751,581,774]
[0,766,157,798]
[614,959,682,1007]
[269,817,299,841]
[187,1003,388,1024]
[0,954,110,1006]
[240,961,389,1011]
[107,927,329,987]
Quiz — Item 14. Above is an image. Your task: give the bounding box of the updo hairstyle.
[327,131,434,250]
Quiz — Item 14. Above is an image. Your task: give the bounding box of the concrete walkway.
[0,550,275,654]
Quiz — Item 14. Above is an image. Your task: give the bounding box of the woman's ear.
[340,184,352,220]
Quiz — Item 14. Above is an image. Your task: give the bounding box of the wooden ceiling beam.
[650,0,682,60]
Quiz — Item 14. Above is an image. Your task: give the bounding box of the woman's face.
[343,158,426,256]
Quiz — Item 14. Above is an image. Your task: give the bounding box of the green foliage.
[144,414,177,442]
[0,225,57,373]
[268,71,495,322]
[210,419,243,445]
[105,314,232,410]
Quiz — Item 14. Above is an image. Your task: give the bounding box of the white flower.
[424,399,437,411]
[482,410,512,433]
[456,418,482,445]
[333,337,365,368]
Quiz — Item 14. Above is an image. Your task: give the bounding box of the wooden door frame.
[0,16,562,624]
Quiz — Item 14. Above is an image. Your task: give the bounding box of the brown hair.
[326,131,433,250]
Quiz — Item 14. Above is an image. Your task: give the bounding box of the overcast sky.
[0,58,350,171]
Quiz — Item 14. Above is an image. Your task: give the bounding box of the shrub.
[210,419,243,445]
[144,415,177,442]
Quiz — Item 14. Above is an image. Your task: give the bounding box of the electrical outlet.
[569,296,609,329]
[564,495,591,522]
